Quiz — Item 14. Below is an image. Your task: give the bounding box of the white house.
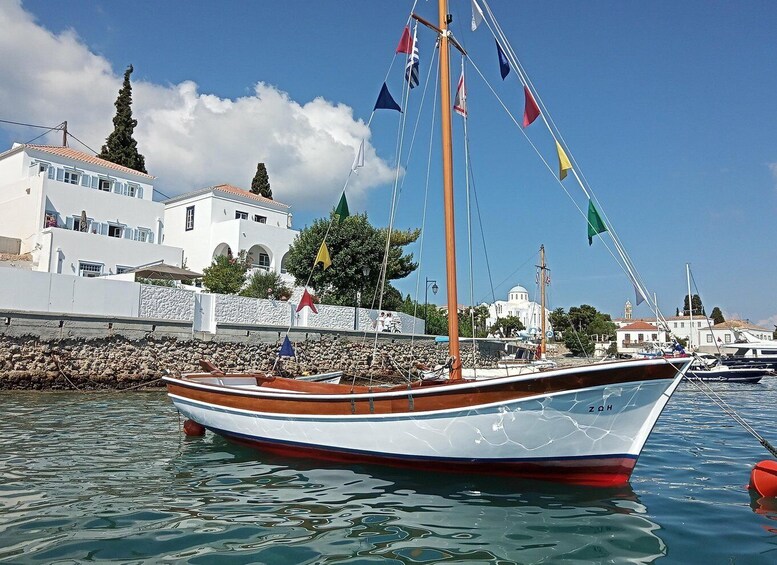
[485,284,551,336]
[697,320,774,352]
[616,320,669,355]
[163,184,297,281]
[0,143,183,277]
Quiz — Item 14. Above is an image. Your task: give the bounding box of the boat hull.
[165,358,688,486]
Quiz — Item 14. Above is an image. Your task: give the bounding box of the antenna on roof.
[61,121,68,147]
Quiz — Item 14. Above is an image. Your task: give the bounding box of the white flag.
[352,139,364,171]
[453,72,467,117]
[471,0,484,31]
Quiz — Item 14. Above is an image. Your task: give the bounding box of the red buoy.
[183,419,206,436]
[749,460,777,497]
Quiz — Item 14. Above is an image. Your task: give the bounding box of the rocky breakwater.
[0,334,500,390]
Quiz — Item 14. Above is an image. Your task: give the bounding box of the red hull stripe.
[208,426,637,487]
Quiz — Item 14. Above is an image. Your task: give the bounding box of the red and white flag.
[453,71,467,117]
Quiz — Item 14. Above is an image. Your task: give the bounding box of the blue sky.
[1,1,776,328]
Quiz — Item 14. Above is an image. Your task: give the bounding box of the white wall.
[42,228,183,276]
[0,267,425,333]
[0,267,140,317]
[0,173,44,251]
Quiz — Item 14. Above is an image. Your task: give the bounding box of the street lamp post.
[355,265,370,330]
[424,277,439,334]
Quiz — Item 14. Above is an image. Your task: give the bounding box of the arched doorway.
[213,243,232,260]
[247,244,271,271]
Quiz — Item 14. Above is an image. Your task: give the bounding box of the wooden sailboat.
[164,1,691,486]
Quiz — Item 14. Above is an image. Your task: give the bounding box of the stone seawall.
[0,334,501,390]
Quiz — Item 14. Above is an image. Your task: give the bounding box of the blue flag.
[374,82,402,112]
[405,28,419,89]
[496,40,510,80]
[279,335,295,357]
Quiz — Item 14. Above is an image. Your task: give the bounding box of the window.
[78,262,102,277]
[63,170,79,185]
[72,217,91,232]
[724,334,731,343]
[116,266,132,274]
[108,225,123,238]
[135,228,151,243]
[99,179,111,191]
[652,334,657,341]
[253,214,267,223]
[43,212,58,228]
[126,184,137,197]
[697,322,701,327]
[185,206,195,231]
[680,322,684,328]
[638,333,644,342]
[706,335,713,343]
[37,162,49,175]
[624,333,631,342]
[673,322,677,328]
[235,211,248,220]
[256,252,270,270]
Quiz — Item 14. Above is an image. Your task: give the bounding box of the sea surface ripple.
[1,379,776,563]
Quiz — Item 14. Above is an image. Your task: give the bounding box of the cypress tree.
[251,162,272,199]
[98,65,147,174]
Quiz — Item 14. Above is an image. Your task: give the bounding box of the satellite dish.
[546,330,554,339]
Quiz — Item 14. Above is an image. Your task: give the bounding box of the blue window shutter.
[137,186,144,199]
[65,216,74,230]
[56,168,64,181]
[80,174,89,187]
[123,227,133,239]
[101,223,109,236]
[91,176,98,189]
[47,167,55,180]
[148,231,154,243]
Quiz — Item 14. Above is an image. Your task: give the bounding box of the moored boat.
[164,0,693,486]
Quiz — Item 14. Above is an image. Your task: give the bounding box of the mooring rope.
[683,361,777,458]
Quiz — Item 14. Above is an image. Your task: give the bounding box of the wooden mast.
[539,245,547,358]
[437,0,462,380]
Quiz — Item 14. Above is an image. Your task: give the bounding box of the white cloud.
[756,313,777,332]
[0,1,394,211]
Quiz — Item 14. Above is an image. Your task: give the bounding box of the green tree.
[710,306,725,325]
[202,252,249,294]
[587,313,617,339]
[549,307,570,333]
[682,294,704,316]
[563,328,595,357]
[568,305,598,332]
[284,213,418,306]
[459,305,490,338]
[250,162,272,199]
[98,65,147,174]
[489,315,525,338]
[424,305,448,336]
[241,270,291,300]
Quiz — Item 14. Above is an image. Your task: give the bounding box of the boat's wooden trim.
[166,360,683,417]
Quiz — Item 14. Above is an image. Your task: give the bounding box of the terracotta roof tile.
[712,320,771,332]
[211,184,289,208]
[618,321,659,331]
[22,144,155,179]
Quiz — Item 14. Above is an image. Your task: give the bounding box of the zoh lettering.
[588,405,613,412]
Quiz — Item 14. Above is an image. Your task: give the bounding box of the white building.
[0,143,183,277]
[615,320,669,355]
[163,184,297,281]
[698,320,774,352]
[485,284,551,336]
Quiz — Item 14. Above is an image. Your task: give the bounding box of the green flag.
[587,199,607,245]
[334,193,350,223]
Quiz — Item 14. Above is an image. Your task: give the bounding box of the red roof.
[211,184,288,207]
[21,144,155,179]
[618,321,659,331]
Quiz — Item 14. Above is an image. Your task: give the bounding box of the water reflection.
[161,436,667,563]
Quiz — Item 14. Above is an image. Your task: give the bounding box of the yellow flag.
[314,241,332,269]
[556,141,572,180]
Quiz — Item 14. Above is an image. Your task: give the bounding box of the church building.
[484,284,552,337]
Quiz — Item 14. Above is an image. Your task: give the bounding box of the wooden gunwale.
[165,359,684,417]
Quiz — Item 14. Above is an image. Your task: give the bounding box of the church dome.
[507,285,530,303]
[509,285,528,295]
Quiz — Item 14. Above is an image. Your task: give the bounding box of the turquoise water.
[1,380,776,563]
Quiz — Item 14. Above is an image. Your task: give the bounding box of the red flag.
[396,26,412,54]
[296,289,318,314]
[523,86,540,127]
